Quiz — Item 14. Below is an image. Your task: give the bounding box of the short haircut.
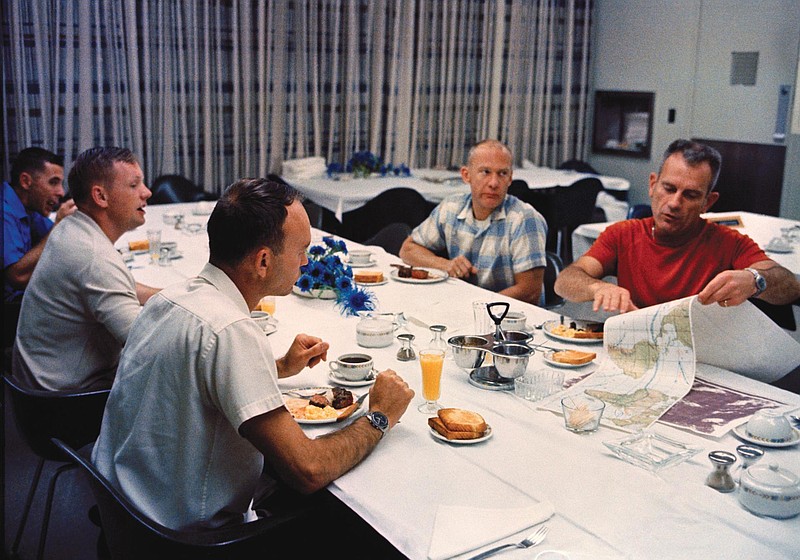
[207,178,301,265]
[660,139,722,192]
[10,147,64,188]
[466,139,513,167]
[67,147,139,203]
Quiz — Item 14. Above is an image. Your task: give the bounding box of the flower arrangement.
[347,150,381,178]
[295,236,377,316]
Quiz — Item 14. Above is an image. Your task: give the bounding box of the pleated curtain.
[2,0,593,195]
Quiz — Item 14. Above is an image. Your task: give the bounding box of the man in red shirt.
[555,139,799,313]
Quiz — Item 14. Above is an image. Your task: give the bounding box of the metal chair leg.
[37,463,77,560]
[11,457,45,555]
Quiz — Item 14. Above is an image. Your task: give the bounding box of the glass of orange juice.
[258,295,276,316]
[418,349,445,413]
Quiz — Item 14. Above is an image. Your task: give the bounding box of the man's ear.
[18,172,33,190]
[255,247,272,278]
[703,191,720,212]
[460,165,470,185]
[90,184,109,207]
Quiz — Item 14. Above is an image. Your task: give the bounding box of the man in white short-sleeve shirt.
[12,147,159,390]
[92,179,414,533]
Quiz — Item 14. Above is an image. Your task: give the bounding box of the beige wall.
[589,0,800,219]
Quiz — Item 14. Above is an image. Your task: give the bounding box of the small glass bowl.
[561,394,605,433]
[514,369,564,402]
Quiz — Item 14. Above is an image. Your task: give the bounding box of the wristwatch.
[365,411,389,437]
[744,268,767,298]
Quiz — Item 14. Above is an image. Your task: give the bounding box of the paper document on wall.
[542,296,800,433]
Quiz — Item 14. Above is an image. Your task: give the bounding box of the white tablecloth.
[572,211,800,278]
[120,203,800,560]
[286,167,630,221]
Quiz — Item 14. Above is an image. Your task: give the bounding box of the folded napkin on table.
[281,156,327,181]
[428,501,554,560]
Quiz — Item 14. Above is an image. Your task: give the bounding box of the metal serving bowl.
[448,335,489,371]
[497,330,533,344]
[490,342,534,379]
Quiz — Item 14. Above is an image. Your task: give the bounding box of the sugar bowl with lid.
[356,312,399,348]
[738,461,800,519]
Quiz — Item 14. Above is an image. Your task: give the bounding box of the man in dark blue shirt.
[3,147,76,302]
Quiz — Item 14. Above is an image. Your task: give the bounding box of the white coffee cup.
[349,249,373,266]
[250,311,276,333]
[329,353,374,381]
[501,311,527,331]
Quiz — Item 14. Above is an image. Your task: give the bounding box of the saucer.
[732,422,800,448]
[328,370,377,387]
[349,259,378,268]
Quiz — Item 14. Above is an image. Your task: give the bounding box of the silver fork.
[467,525,549,560]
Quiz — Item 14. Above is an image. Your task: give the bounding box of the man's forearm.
[5,236,49,289]
[757,264,800,305]
[398,238,449,269]
[554,264,609,303]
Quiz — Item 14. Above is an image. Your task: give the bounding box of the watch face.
[369,411,389,432]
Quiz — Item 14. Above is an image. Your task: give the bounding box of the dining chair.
[626,204,653,219]
[546,178,604,264]
[50,438,317,559]
[363,222,413,256]
[556,159,599,174]
[149,175,217,205]
[3,374,110,560]
[542,251,565,310]
[339,187,436,243]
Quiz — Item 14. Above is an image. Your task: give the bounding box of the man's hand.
[367,369,414,429]
[277,334,329,377]
[591,284,639,313]
[445,255,477,280]
[55,199,77,223]
[697,269,758,307]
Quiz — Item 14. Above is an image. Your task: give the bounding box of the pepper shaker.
[735,444,765,483]
[705,451,737,493]
[396,333,416,361]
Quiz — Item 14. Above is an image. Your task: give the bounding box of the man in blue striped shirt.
[400,140,547,304]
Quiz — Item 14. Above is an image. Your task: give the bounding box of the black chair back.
[543,251,565,309]
[549,178,604,263]
[340,187,435,243]
[150,175,216,205]
[51,438,308,559]
[363,222,412,256]
[626,204,653,219]
[556,159,599,174]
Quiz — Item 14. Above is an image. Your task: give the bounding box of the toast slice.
[438,408,487,433]
[552,350,596,365]
[572,330,604,339]
[428,417,484,440]
[354,270,384,283]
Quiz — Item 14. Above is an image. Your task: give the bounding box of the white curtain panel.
[2,0,593,195]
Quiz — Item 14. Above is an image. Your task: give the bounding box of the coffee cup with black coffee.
[330,353,374,381]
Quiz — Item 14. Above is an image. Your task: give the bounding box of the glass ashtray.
[603,430,703,472]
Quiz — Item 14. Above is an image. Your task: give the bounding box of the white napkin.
[428,501,555,560]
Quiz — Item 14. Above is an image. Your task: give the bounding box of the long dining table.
[285,166,630,221]
[118,202,800,560]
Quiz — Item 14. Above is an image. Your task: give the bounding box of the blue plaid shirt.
[410,193,547,292]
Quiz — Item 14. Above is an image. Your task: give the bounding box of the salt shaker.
[735,444,765,483]
[396,333,416,361]
[428,325,448,353]
[705,451,737,493]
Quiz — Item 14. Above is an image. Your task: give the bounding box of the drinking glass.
[418,349,445,413]
[258,295,276,316]
[472,301,491,335]
[146,229,161,265]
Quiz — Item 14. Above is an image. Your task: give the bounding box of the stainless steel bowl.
[500,330,533,343]
[491,342,534,379]
[448,335,489,371]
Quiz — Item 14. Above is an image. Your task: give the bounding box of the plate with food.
[427,408,492,444]
[542,320,603,344]
[543,350,597,369]
[353,270,388,286]
[283,387,367,424]
[389,265,448,284]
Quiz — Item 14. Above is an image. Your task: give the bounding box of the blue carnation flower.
[335,276,353,291]
[306,260,325,278]
[295,273,314,292]
[336,286,376,316]
[322,236,337,248]
[309,245,326,257]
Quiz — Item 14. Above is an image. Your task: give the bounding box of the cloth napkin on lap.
[428,501,555,560]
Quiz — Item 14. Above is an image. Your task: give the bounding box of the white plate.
[732,423,800,448]
[430,424,493,444]
[765,244,793,254]
[328,370,377,387]
[389,267,449,284]
[292,285,337,299]
[541,320,603,345]
[542,350,596,369]
[260,322,278,336]
[354,278,388,287]
[283,388,367,424]
[349,259,378,268]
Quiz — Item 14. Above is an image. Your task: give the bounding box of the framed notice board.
[592,91,655,159]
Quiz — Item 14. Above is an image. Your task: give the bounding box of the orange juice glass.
[419,349,445,413]
[258,296,276,316]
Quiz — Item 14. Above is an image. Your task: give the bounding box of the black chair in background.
[302,198,343,235]
[3,374,110,560]
[339,187,436,244]
[548,178,604,264]
[51,438,310,560]
[542,251,565,309]
[626,204,653,219]
[149,175,217,205]
[363,222,412,256]
[556,159,599,174]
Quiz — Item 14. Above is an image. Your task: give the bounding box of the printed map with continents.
[546,296,795,435]
[548,298,696,432]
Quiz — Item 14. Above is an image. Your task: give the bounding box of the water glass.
[472,301,491,335]
[146,229,161,265]
[514,369,564,402]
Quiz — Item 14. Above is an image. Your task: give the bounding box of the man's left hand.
[277,334,329,377]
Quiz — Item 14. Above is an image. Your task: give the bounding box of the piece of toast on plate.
[552,350,596,365]
[437,408,487,434]
[428,416,485,440]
